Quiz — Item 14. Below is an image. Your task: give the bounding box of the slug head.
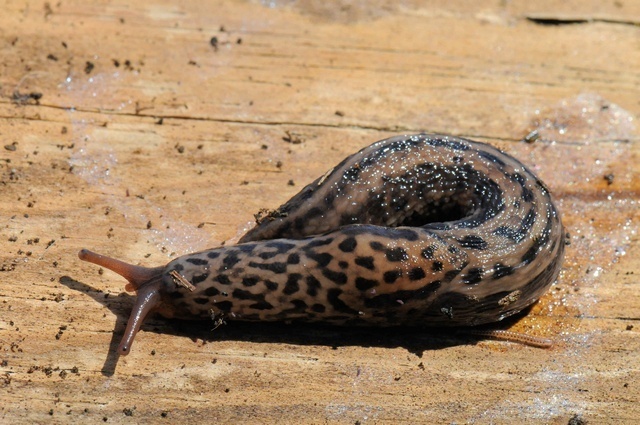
[78,249,168,356]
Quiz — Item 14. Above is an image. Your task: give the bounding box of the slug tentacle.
[78,249,166,355]
[117,286,163,355]
[78,249,163,292]
[79,134,564,355]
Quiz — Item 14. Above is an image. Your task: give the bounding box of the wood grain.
[1,1,639,423]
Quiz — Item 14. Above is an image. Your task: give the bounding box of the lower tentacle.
[117,285,163,355]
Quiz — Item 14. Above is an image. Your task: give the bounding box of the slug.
[79,133,564,355]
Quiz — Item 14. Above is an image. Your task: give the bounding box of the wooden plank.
[1,1,639,423]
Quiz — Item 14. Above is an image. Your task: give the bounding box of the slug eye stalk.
[78,249,165,355]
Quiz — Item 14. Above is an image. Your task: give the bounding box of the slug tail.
[78,249,163,291]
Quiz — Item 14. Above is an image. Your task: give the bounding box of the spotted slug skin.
[79,133,564,355]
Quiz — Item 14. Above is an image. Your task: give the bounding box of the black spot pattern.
[307,252,333,267]
[219,252,240,270]
[355,256,375,270]
[521,237,544,265]
[370,241,385,251]
[304,238,334,249]
[242,277,259,287]
[186,258,208,266]
[493,209,536,243]
[287,253,300,264]
[283,273,301,295]
[258,251,279,260]
[264,280,278,291]
[478,149,506,167]
[408,267,426,281]
[215,301,233,312]
[276,300,308,317]
[457,235,488,250]
[383,270,402,284]
[461,268,484,285]
[250,301,274,310]
[522,186,534,202]
[192,273,209,284]
[232,288,264,301]
[343,166,361,182]
[421,246,436,259]
[237,243,257,254]
[306,275,321,296]
[512,172,526,186]
[443,269,462,282]
[355,277,378,291]
[265,241,297,253]
[523,243,564,295]
[311,303,326,313]
[364,280,442,309]
[321,269,348,285]
[215,274,231,285]
[204,286,220,296]
[248,261,287,274]
[327,288,359,315]
[338,237,357,252]
[492,263,515,279]
[386,247,408,262]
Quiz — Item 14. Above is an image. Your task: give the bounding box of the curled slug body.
[79,134,565,355]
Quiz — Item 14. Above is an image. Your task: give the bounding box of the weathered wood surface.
[1,1,639,423]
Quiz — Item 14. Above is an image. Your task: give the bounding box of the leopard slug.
[79,133,564,355]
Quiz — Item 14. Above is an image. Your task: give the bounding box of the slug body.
[79,134,564,354]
